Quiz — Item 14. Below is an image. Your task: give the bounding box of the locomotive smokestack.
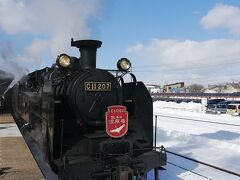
[71,39,102,69]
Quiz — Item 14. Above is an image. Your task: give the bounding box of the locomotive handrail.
[129,73,137,83]
[54,146,166,157]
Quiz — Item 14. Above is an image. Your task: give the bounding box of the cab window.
[217,105,226,108]
[228,105,236,109]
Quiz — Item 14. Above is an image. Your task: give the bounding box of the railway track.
[166,150,240,179]
[154,114,240,127]
[151,92,240,100]
[166,162,212,180]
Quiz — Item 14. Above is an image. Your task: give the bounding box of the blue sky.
[1,0,240,85]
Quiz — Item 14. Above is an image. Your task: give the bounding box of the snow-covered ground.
[155,101,240,180]
[0,123,21,137]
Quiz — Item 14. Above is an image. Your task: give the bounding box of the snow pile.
[154,100,205,112]
[153,100,240,180]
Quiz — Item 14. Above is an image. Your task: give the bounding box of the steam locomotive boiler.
[11,39,166,179]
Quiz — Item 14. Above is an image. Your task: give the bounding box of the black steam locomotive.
[10,39,166,179]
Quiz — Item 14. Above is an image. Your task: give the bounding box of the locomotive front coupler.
[90,152,145,179]
[90,165,134,179]
[98,139,144,172]
[100,139,133,158]
[100,139,166,169]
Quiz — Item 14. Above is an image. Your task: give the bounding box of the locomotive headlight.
[117,58,131,71]
[57,54,71,68]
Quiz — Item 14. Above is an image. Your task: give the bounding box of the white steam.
[0,43,28,80]
[0,0,104,76]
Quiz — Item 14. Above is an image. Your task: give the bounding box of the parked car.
[218,100,240,106]
[226,103,240,116]
[207,99,225,105]
[206,104,227,114]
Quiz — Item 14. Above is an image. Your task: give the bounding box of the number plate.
[85,82,111,91]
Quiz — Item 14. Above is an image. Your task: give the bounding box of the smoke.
[0,42,28,80]
[0,42,29,96]
[0,0,105,71]
[0,0,105,93]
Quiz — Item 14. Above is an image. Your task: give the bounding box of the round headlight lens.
[57,54,71,68]
[117,58,131,71]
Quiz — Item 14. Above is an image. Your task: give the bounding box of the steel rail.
[151,92,240,98]
[155,114,240,127]
[167,161,212,180]
[166,150,240,177]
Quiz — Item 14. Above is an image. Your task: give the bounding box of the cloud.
[201,4,240,35]
[127,39,240,69]
[127,39,240,85]
[0,0,103,69]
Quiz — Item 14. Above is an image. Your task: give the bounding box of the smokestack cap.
[71,39,102,49]
[71,39,102,69]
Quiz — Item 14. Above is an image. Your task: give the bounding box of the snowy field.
[0,123,21,137]
[154,101,240,180]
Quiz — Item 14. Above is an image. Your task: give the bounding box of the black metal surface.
[8,39,166,179]
[71,39,102,69]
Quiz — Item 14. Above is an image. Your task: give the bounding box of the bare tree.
[187,84,204,93]
[207,83,226,93]
[206,81,240,93]
[229,81,240,89]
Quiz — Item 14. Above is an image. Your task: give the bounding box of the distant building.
[204,84,240,93]
[146,84,163,93]
[163,82,185,93]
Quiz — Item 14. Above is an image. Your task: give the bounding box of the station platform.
[0,113,44,179]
